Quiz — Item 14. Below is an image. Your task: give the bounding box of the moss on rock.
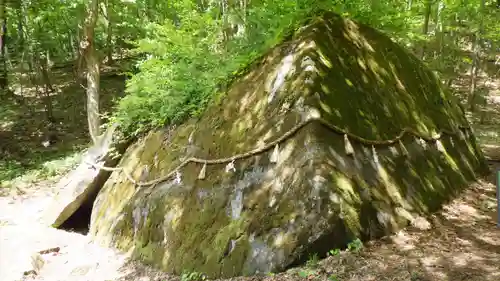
[89,11,488,279]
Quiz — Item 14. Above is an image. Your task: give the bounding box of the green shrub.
[111,2,339,137]
[347,238,363,252]
[306,253,320,268]
[180,271,206,281]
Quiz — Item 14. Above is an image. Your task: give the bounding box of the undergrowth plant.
[110,2,339,137]
[180,271,206,281]
[347,238,363,252]
[0,150,84,188]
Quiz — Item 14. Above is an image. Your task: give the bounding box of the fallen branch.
[38,247,60,255]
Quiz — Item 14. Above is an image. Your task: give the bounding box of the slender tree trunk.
[102,0,113,65]
[422,0,432,35]
[82,0,101,143]
[74,16,86,80]
[407,0,412,11]
[69,31,76,59]
[241,0,247,22]
[420,0,433,59]
[14,0,25,98]
[40,51,54,93]
[236,0,247,37]
[39,53,55,123]
[221,0,229,44]
[0,0,8,94]
[196,0,206,12]
[370,0,379,12]
[435,0,445,67]
[27,58,41,115]
[16,1,24,57]
[468,0,485,111]
[468,37,479,110]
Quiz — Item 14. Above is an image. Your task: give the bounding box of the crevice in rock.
[285,218,357,270]
[55,135,135,234]
[58,186,101,235]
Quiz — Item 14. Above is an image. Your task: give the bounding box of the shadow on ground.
[107,163,499,281]
[307,161,500,281]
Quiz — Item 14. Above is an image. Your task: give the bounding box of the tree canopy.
[1,0,497,138]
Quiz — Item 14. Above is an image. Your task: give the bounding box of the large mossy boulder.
[89,11,488,278]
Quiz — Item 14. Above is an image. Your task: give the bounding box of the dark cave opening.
[54,134,133,236]
[285,219,357,270]
[57,187,100,235]
[285,207,384,271]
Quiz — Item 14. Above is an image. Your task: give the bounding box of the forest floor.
[0,162,499,281]
[1,60,500,281]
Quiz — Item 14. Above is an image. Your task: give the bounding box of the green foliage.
[0,150,83,188]
[305,253,320,268]
[328,274,339,281]
[112,11,226,135]
[111,1,342,136]
[113,0,499,136]
[296,252,321,279]
[297,268,319,279]
[347,238,363,252]
[327,248,340,257]
[6,0,499,138]
[180,271,207,281]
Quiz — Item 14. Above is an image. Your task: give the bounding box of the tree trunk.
[468,36,479,111]
[420,0,433,59]
[468,0,485,111]
[407,0,412,11]
[196,0,206,12]
[235,0,247,37]
[422,0,432,35]
[27,58,41,115]
[370,0,379,12]
[39,53,55,123]
[41,51,54,92]
[102,0,113,65]
[0,0,8,94]
[15,1,23,58]
[14,0,25,97]
[82,0,101,144]
[435,0,445,68]
[221,0,229,44]
[74,16,86,80]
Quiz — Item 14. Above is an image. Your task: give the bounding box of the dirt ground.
[1,161,499,281]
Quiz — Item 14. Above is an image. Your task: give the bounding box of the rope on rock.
[84,116,472,187]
